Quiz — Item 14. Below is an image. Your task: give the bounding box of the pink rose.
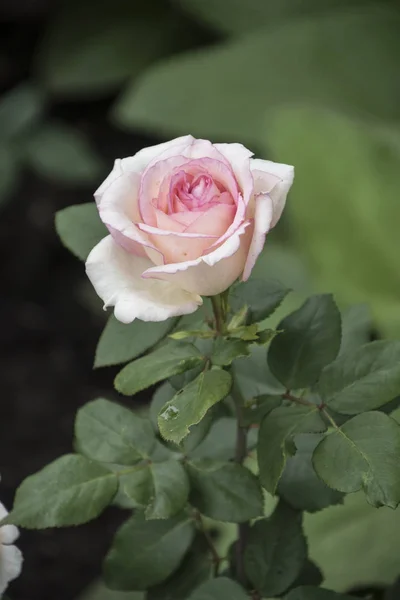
[86,136,294,323]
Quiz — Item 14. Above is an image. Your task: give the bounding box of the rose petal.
[138,223,218,263]
[250,159,294,227]
[215,142,254,204]
[143,221,252,296]
[242,194,274,281]
[0,545,23,595]
[86,236,202,323]
[120,135,195,174]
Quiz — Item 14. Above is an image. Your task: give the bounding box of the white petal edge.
[242,194,274,281]
[0,502,18,546]
[85,236,202,323]
[121,135,195,174]
[215,142,254,204]
[0,545,23,595]
[250,158,294,227]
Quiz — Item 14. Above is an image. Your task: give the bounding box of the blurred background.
[1,0,400,598]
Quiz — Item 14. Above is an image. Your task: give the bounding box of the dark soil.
[0,3,159,598]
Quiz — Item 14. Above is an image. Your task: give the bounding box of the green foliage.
[113,9,400,142]
[268,295,341,389]
[37,0,193,96]
[232,345,285,401]
[189,417,238,460]
[318,341,400,414]
[230,279,291,324]
[241,394,282,427]
[124,460,189,520]
[114,341,205,396]
[258,405,326,494]
[268,106,400,338]
[95,315,177,368]
[0,84,45,141]
[313,411,400,508]
[55,203,107,261]
[24,121,103,183]
[244,502,307,597]
[5,454,117,528]
[339,304,372,356]
[104,512,195,590]
[279,433,343,513]
[75,398,155,464]
[186,460,263,522]
[286,588,355,600]
[186,577,248,600]
[146,536,211,600]
[157,370,232,445]
[0,145,20,207]
[210,337,250,366]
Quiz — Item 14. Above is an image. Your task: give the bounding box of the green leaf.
[187,577,249,600]
[6,454,117,528]
[55,202,107,261]
[113,9,400,143]
[267,106,400,339]
[158,370,232,445]
[230,279,291,324]
[339,304,372,356]
[242,394,282,427]
[211,337,250,367]
[75,398,155,464]
[77,580,143,600]
[145,460,190,520]
[24,121,103,183]
[118,466,153,509]
[258,405,326,494]
[318,340,400,415]
[37,0,190,96]
[292,561,323,589]
[232,345,285,401]
[313,411,400,508]
[278,433,343,513]
[0,84,45,141]
[286,587,355,600]
[186,460,263,522]
[95,315,177,368]
[104,512,195,590]
[147,536,211,600]
[115,341,205,396]
[268,294,341,390]
[245,502,307,597]
[189,417,237,461]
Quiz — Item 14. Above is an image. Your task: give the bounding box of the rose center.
[171,171,223,213]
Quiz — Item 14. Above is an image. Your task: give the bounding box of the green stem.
[192,510,221,576]
[211,294,225,336]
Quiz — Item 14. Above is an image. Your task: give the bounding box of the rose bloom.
[0,486,23,596]
[86,136,294,323]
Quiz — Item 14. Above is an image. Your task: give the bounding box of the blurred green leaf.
[6,454,117,528]
[278,433,343,513]
[244,503,307,597]
[158,370,232,445]
[267,107,400,337]
[211,337,249,366]
[37,0,192,96]
[77,581,143,600]
[55,202,106,261]
[114,341,205,396]
[174,0,368,35]
[75,398,155,464]
[318,341,400,414]
[95,315,177,368]
[0,84,45,141]
[339,304,372,356]
[187,577,248,600]
[230,279,291,325]
[286,588,355,600]
[313,411,400,508]
[258,405,326,494]
[114,9,400,143]
[25,121,103,183]
[104,512,195,590]
[232,345,285,401]
[147,536,211,600]
[188,417,237,460]
[268,295,341,390]
[242,394,282,427]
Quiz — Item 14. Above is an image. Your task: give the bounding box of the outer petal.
[120,136,195,174]
[85,236,202,323]
[0,544,23,595]
[0,503,18,545]
[214,142,254,205]
[250,158,294,227]
[143,222,252,296]
[242,194,274,281]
